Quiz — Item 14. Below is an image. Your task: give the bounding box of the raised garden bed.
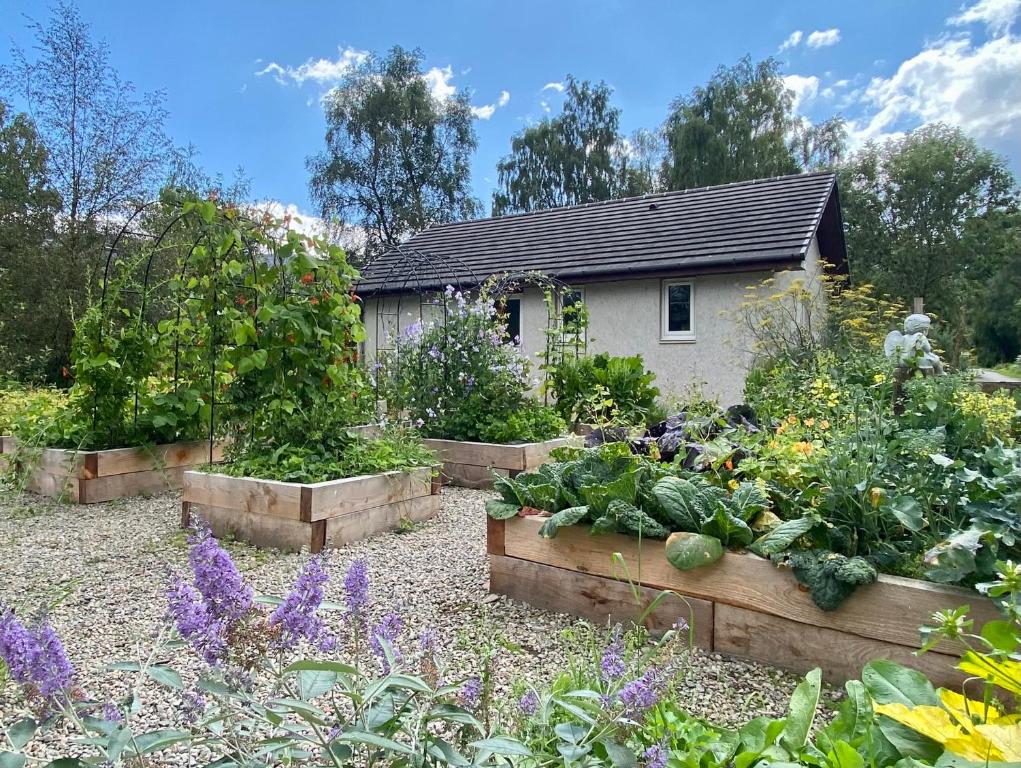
[181,465,440,552]
[488,515,999,688]
[0,435,11,471]
[8,439,227,503]
[422,437,574,489]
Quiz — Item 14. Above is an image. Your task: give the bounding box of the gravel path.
[0,485,813,760]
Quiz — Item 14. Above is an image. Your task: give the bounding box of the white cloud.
[541,81,565,92]
[470,89,511,120]
[255,46,369,86]
[422,65,457,101]
[779,30,803,52]
[539,100,551,113]
[949,0,1021,35]
[784,74,820,110]
[248,200,367,253]
[847,19,1021,146]
[806,28,841,48]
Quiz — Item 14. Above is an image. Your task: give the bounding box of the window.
[661,281,694,341]
[502,297,522,345]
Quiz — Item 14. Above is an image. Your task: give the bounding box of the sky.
[2,0,1020,222]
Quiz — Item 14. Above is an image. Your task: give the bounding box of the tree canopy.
[491,77,653,216]
[308,46,480,258]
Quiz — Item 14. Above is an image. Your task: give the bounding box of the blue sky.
[2,0,1020,220]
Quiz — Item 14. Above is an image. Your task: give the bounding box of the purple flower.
[166,574,226,665]
[600,627,626,681]
[187,523,253,623]
[370,611,403,672]
[460,676,482,709]
[343,558,370,617]
[643,741,669,768]
[617,667,666,718]
[102,702,123,723]
[0,608,75,706]
[270,555,335,651]
[518,689,539,716]
[180,689,208,723]
[418,628,438,654]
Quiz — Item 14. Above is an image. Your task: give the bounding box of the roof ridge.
[423,170,836,232]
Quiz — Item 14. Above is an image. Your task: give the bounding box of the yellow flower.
[870,487,883,508]
[804,418,815,427]
[727,479,740,490]
[873,372,887,384]
[819,419,830,430]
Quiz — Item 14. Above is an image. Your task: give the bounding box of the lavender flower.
[418,628,438,654]
[180,689,208,723]
[166,574,226,665]
[600,627,626,681]
[270,555,335,651]
[0,608,75,705]
[617,667,667,718]
[370,611,403,672]
[642,741,669,768]
[460,676,483,708]
[102,702,123,723]
[518,689,539,716]
[343,558,370,617]
[187,523,253,623]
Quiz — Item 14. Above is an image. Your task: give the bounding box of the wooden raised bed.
[8,439,226,504]
[489,515,1000,687]
[422,437,574,489]
[182,465,440,552]
[0,435,12,472]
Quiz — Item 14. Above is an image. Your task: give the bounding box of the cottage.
[358,171,847,405]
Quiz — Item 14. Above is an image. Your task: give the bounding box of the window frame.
[660,280,695,342]
[503,296,522,346]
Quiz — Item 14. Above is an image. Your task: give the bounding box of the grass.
[992,362,1021,379]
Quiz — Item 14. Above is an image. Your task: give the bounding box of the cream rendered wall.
[362,236,824,406]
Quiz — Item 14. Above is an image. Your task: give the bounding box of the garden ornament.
[883,313,944,374]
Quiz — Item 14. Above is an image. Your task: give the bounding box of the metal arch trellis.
[358,244,482,422]
[482,270,588,402]
[94,200,285,462]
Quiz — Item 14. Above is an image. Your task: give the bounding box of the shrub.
[547,353,659,427]
[0,383,66,438]
[378,287,563,443]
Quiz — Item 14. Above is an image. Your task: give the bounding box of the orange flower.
[301,272,314,285]
[287,333,296,344]
[310,296,320,306]
[724,458,734,470]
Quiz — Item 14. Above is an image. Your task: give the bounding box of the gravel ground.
[0,485,817,762]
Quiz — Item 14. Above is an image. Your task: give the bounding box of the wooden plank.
[502,515,998,654]
[191,503,314,552]
[490,554,714,648]
[25,469,80,502]
[521,437,574,469]
[440,462,507,489]
[306,466,434,521]
[323,493,440,548]
[36,448,89,476]
[181,472,304,519]
[80,467,186,503]
[0,435,14,454]
[92,440,227,477]
[714,603,967,689]
[487,516,506,556]
[422,439,529,470]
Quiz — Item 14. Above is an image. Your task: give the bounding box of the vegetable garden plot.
[423,437,573,488]
[182,466,440,552]
[488,514,999,689]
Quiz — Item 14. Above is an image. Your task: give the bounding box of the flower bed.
[488,514,999,688]
[423,436,574,488]
[10,439,227,503]
[181,465,439,552]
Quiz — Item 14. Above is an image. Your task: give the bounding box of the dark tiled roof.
[358,171,844,293]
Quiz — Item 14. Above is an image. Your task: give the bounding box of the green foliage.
[378,288,563,444]
[220,429,434,484]
[492,76,652,216]
[308,46,479,256]
[778,549,879,611]
[839,123,1021,364]
[0,384,66,436]
[664,531,724,570]
[547,352,660,427]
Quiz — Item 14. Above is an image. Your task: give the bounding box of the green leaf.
[7,719,36,750]
[297,669,337,700]
[980,619,1021,652]
[730,482,768,522]
[469,737,533,756]
[283,659,358,676]
[336,731,414,755]
[928,453,954,468]
[539,506,589,538]
[145,665,184,690]
[749,517,816,556]
[701,507,753,548]
[485,500,521,520]
[827,742,865,768]
[0,753,26,768]
[889,497,924,532]
[127,729,191,756]
[862,660,937,707]
[599,739,638,768]
[781,668,821,752]
[652,476,701,530]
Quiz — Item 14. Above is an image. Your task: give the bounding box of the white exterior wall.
[363,237,824,407]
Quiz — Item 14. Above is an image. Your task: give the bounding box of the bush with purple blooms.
[377,286,566,443]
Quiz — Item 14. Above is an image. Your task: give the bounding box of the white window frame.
[660,280,695,342]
